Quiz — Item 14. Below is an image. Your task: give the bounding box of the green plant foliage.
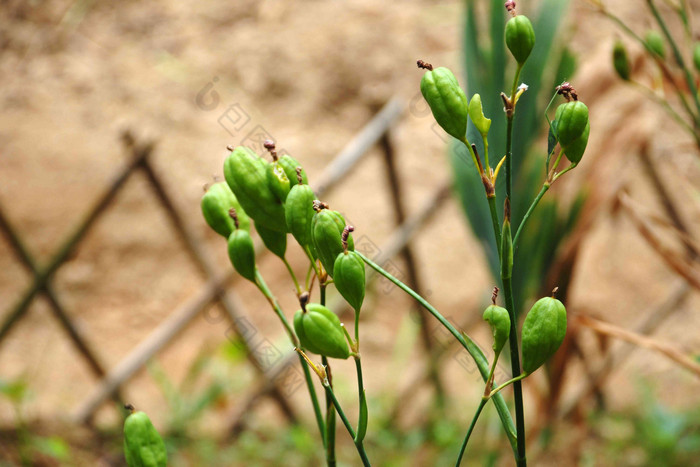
[453,0,582,315]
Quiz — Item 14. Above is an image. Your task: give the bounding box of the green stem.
[505,63,522,203]
[323,355,336,467]
[305,245,321,280]
[647,0,700,116]
[502,276,526,467]
[254,270,326,452]
[487,196,502,257]
[324,382,372,467]
[483,137,490,171]
[298,353,326,447]
[255,270,296,345]
[505,60,527,466]
[460,136,483,174]
[357,252,518,453]
[600,5,698,125]
[489,373,527,398]
[513,184,550,249]
[630,80,698,141]
[455,398,487,467]
[282,257,302,296]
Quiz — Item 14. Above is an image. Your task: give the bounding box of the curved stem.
[647,0,700,116]
[253,270,325,450]
[513,184,550,249]
[357,252,518,453]
[455,398,487,467]
[324,382,372,467]
[489,373,527,398]
[460,136,483,175]
[599,3,698,125]
[298,353,326,446]
[282,257,302,296]
[255,270,296,345]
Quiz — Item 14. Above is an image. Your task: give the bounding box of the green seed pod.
[468,93,491,137]
[123,408,167,467]
[333,227,365,311]
[561,120,589,164]
[311,202,354,277]
[505,15,536,65]
[266,162,291,203]
[256,222,287,259]
[418,61,469,141]
[693,42,700,72]
[554,101,589,147]
[294,302,350,359]
[277,155,309,188]
[227,228,256,282]
[645,30,665,58]
[224,146,286,233]
[285,171,316,247]
[612,40,631,81]
[521,295,567,374]
[201,182,250,237]
[483,304,511,354]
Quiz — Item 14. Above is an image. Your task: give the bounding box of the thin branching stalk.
[358,251,518,454]
[455,398,487,467]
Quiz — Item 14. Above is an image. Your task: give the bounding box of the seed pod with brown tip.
[294,302,350,359]
[521,295,567,374]
[333,226,365,311]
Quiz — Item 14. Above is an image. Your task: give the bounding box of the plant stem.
[282,257,302,296]
[505,63,522,203]
[323,355,336,467]
[319,284,337,467]
[489,373,527,398]
[487,196,502,256]
[254,270,326,451]
[647,0,700,116]
[255,270,296,345]
[357,252,518,453]
[455,398,487,467]
[324,381,372,467]
[599,3,698,125]
[504,60,527,466]
[513,184,550,249]
[502,276,526,467]
[298,352,327,447]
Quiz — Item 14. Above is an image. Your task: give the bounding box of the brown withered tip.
[299,291,310,310]
[295,166,304,184]
[228,208,240,229]
[417,59,433,71]
[263,139,278,160]
[505,1,516,12]
[124,403,135,412]
[551,286,559,298]
[312,200,329,212]
[491,286,499,305]
[226,144,235,151]
[556,82,579,101]
[341,225,355,251]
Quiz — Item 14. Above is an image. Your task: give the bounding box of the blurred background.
[1,0,699,465]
